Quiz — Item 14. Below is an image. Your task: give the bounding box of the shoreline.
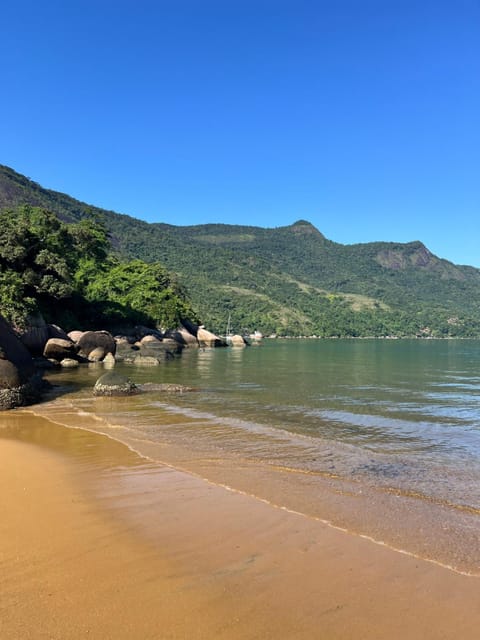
[24,383,480,577]
[1,409,480,639]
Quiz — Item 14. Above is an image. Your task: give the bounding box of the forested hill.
[1,163,480,337]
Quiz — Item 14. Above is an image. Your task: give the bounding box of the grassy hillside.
[1,164,480,337]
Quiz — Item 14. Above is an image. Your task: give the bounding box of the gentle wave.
[27,339,480,574]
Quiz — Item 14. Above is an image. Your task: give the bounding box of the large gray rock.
[47,324,70,341]
[140,338,182,358]
[176,329,198,346]
[60,358,80,368]
[0,314,43,410]
[68,330,85,343]
[0,359,23,388]
[0,315,36,374]
[133,325,163,341]
[140,334,162,345]
[0,378,43,410]
[180,318,200,337]
[43,338,78,361]
[88,347,106,362]
[197,327,227,348]
[103,353,116,368]
[180,321,226,347]
[78,331,116,359]
[93,371,138,397]
[230,334,248,347]
[20,326,49,356]
[20,323,69,356]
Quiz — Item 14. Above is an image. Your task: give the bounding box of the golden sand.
[1,412,479,639]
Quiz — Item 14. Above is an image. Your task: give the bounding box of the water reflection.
[33,339,480,514]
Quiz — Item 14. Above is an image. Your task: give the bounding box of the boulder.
[0,314,43,410]
[20,324,70,356]
[230,334,248,347]
[77,331,116,359]
[60,358,79,368]
[180,321,226,347]
[138,338,182,360]
[177,328,198,346]
[0,315,35,375]
[43,338,78,361]
[133,325,163,341]
[68,330,85,343]
[114,340,143,363]
[88,347,106,362]
[93,372,138,397]
[180,318,199,337]
[0,359,23,389]
[197,327,227,348]
[140,334,162,345]
[47,324,70,340]
[161,337,181,348]
[163,329,193,347]
[0,379,42,410]
[20,326,50,357]
[103,353,116,367]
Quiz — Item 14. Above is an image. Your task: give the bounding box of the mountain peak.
[291,219,314,227]
[289,219,325,238]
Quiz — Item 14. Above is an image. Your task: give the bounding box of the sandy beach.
[1,411,479,640]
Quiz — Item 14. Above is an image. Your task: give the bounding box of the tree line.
[0,205,195,331]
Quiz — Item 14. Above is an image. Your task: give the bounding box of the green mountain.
[1,163,480,337]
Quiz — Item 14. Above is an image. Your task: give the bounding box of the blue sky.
[2,1,479,266]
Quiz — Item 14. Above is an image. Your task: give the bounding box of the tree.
[83,259,196,328]
[0,206,196,330]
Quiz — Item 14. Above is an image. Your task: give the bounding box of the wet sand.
[1,411,479,639]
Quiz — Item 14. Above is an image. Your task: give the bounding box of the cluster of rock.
[19,321,231,369]
[0,315,234,409]
[181,319,249,348]
[0,315,45,410]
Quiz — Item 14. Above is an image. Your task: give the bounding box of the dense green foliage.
[2,164,480,337]
[0,205,195,330]
[80,259,194,329]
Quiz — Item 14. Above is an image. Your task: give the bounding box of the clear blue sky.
[2,1,479,266]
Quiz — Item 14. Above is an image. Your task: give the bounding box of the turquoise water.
[39,338,480,573]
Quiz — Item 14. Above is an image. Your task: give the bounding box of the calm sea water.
[37,338,480,573]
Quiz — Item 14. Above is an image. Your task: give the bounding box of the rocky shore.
[0,314,236,409]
